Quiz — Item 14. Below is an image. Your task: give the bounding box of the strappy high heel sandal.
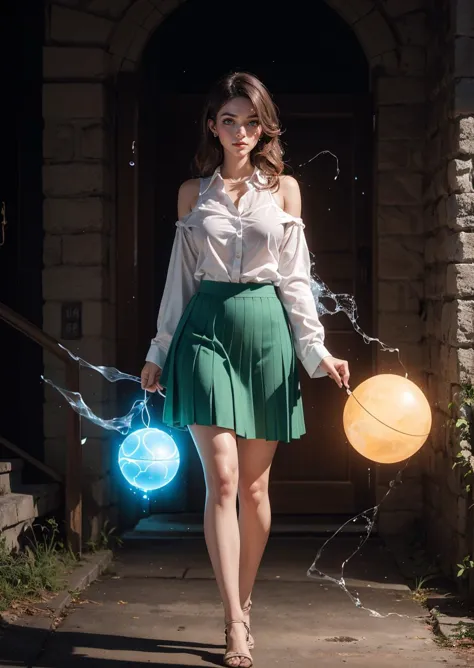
[242,600,255,650]
[223,620,253,667]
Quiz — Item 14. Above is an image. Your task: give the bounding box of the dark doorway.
[0,0,44,466]
[116,0,373,518]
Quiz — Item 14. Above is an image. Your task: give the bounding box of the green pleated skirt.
[160,280,306,442]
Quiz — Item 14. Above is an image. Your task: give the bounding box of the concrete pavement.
[1,535,469,667]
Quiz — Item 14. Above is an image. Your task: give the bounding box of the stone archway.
[108,0,400,76]
[43,0,474,586]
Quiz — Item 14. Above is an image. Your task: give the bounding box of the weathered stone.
[458,348,474,380]
[82,301,115,338]
[42,266,107,300]
[447,158,473,193]
[378,77,426,105]
[43,164,106,197]
[454,36,474,78]
[382,0,425,17]
[371,50,399,74]
[455,0,474,37]
[108,13,136,56]
[377,142,410,170]
[454,79,474,116]
[434,166,449,199]
[378,236,424,279]
[78,122,108,160]
[43,123,75,161]
[62,233,107,266]
[457,300,474,345]
[42,301,61,338]
[378,172,423,205]
[43,235,62,267]
[378,105,424,139]
[323,0,374,25]
[43,47,109,80]
[43,403,67,438]
[441,300,474,346]
[378,280,423,312]
[425,265,447,298]
[124,0,156,26]
[458,116,474,155]
[81,437,112,474]
[44,437,66,476]
[395,11,426,46]
[399,45,426,75]
[43,83,105,120]
[353,10,396,58]
[377,312,423,342]
[44,197,109,234]
[88,0,133,17]
[446,193,474,225]
[83,473,112,509]
[125,25,149,63]
[447,231,474,262]
[143,8,163,31]
[378,205,424,235]
[447,264,474,298]
[49,5,114,43]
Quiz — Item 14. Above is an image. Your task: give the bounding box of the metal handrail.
[0,301,82,555]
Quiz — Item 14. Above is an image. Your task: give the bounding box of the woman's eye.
[223,118,233,125]
[249,120,259,127]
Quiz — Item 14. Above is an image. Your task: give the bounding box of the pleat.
[192,294,217,427]
[276,302,291,442]
[161,282,306,442]
[210,298,235,431]
[244,297,255,436]
[253,296,266,439]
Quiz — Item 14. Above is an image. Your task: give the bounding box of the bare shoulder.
[279,174,301,217]
[279,174,300,193]
[177,178,200,219]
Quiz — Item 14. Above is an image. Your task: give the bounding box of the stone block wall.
[40,0,473,568]
[423,0,474,579]
[43,2,119,542]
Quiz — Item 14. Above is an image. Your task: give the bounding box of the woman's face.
[209,96,263,158]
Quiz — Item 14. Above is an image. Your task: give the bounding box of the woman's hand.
[319,356,350,389]
[141,361,163,392]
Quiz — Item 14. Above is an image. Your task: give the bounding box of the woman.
[141,72,350,668]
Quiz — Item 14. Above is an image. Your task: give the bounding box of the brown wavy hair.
[194,72,284,190]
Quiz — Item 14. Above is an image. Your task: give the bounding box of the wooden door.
[120,91,374,516]
[269,96,374,515]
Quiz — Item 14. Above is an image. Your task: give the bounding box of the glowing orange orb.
[343,374,432,464]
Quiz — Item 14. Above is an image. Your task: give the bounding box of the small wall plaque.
[61,302,82,340]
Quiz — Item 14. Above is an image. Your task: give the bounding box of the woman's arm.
[278,176,350,388]
[144,179,200,369]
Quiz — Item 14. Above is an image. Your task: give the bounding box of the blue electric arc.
[118,427,180,492]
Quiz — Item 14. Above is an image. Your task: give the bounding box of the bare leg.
[237,438,278,620]
[188,424,251,667]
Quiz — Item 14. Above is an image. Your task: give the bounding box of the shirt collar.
[209,164,267,189]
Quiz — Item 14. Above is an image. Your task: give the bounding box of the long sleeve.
[145,222,199,368]
[276,218,331,378]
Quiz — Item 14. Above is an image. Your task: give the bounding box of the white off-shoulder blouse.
[146,165,331,378]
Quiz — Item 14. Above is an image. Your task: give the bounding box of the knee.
[239,478,269,507]
[207,467,238,504]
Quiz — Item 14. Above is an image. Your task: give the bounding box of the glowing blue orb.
[118,428,180,492]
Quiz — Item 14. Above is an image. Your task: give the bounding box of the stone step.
[0,458,24,495]
[0,482,61,550]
